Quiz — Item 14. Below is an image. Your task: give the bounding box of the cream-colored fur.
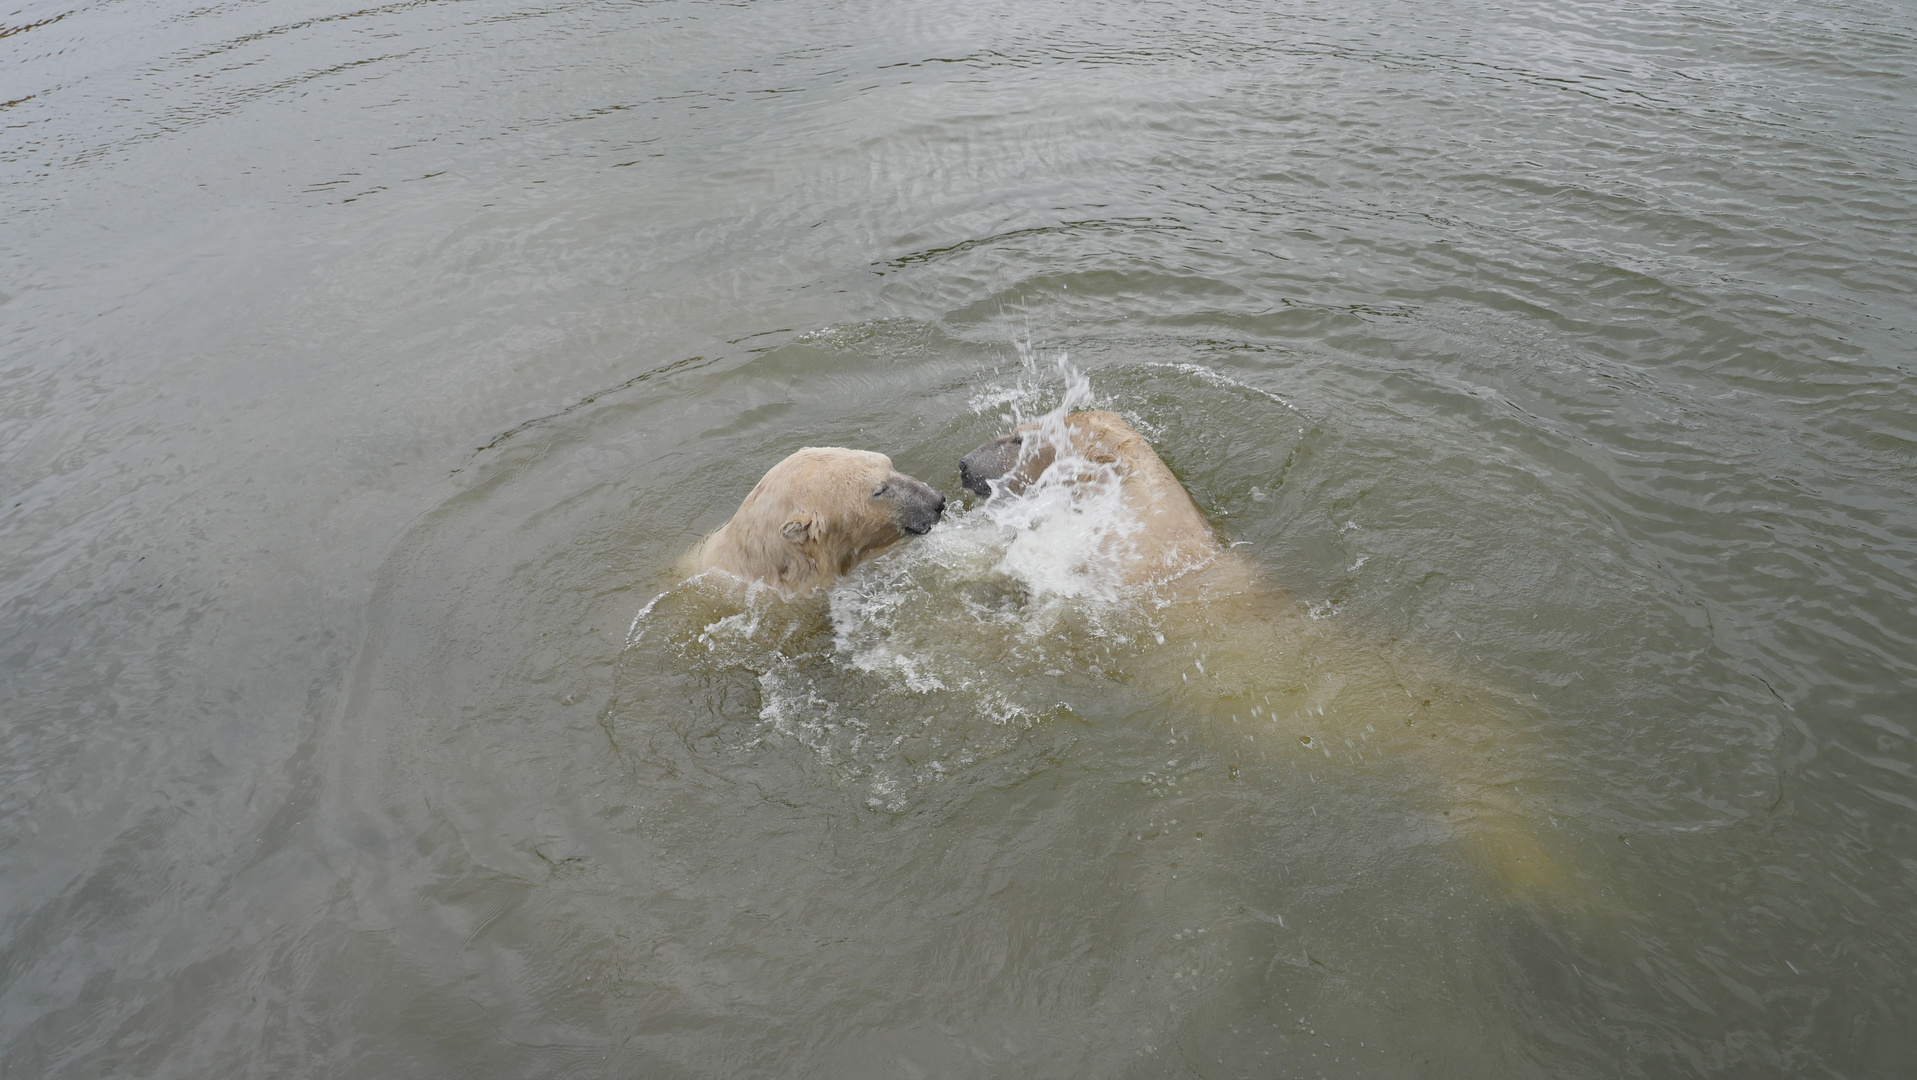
[685,447,945,595]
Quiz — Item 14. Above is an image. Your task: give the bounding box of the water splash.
[959,341,1142,602]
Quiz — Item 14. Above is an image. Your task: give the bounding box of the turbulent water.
[5,0,1917,1076]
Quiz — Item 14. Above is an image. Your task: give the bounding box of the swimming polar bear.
[961,411,1585,908]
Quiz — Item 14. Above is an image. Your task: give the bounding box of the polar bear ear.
[780,511,817,545]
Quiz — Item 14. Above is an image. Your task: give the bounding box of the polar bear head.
[695,447,946,594]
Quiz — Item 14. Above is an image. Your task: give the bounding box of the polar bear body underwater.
[960,410,1586,909]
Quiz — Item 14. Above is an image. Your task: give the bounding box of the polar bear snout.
[959,434,1025,497]
[887,473,947,534]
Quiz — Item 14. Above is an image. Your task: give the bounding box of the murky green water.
[5,0,1916,1075]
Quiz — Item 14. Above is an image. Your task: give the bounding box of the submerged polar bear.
[684,447,946,595]
[960,410,1584,907]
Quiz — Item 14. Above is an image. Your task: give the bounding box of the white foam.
[824,348,1177,703]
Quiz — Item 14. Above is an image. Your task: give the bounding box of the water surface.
[3,0,1915,1075]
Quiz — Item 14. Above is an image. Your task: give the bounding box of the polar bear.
[686,447,946,595]
[961,412,1583,908]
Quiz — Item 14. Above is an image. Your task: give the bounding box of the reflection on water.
[5,0,1917,1074]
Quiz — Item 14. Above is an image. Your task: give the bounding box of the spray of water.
[952,341,1143,602]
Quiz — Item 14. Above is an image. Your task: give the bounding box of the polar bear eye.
[871,483,890,498]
